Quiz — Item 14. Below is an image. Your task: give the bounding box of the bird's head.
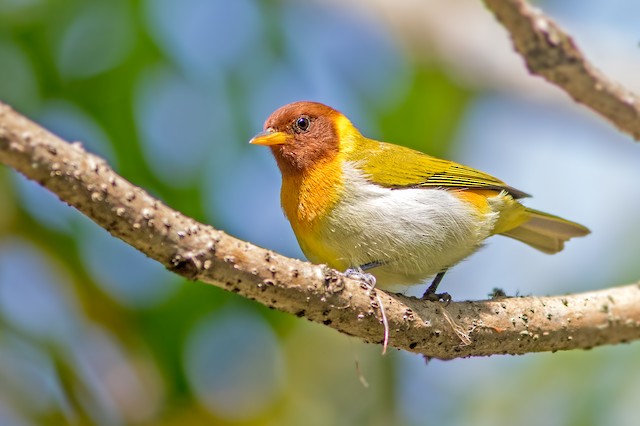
[250,101,355,173]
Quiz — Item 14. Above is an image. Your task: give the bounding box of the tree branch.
[483,0,640,140]
[1,0,639,361]
[1,100,640,360]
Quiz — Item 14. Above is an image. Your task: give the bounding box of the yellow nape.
[332,113,361,156]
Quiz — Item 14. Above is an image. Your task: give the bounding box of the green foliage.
[379,64,470,157]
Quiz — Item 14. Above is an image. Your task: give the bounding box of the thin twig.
[483,0,640,140]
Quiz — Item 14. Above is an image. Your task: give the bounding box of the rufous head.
[250,101,347,173]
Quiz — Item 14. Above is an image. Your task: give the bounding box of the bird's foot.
[420,270,451,304]
[344,268,377,289]
[421,290,452,304]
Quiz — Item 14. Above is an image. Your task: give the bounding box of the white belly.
[317,162,500,288]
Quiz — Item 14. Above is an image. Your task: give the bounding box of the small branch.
[1,101,640,359]
[483,0,640,140]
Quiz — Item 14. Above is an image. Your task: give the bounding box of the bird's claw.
[421,291,452,305]
[344,268,377,289]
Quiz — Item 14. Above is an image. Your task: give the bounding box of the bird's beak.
[249,128,289,146]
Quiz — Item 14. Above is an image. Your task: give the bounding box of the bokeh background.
[1,0,640,425]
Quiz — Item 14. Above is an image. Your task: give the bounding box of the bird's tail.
[500,208,590,254]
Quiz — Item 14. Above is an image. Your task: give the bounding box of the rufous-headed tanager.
[250,101,589,300]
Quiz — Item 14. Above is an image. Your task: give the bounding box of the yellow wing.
[349,139,529,198]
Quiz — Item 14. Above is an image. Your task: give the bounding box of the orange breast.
[281,157,343,242]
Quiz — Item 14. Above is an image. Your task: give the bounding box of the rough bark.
[483,0,640,140]
[1,101,640,360]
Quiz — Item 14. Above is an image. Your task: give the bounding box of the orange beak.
[249,128,289,146]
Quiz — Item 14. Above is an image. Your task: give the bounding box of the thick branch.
[1,101,639,360]
[483,0,640,140]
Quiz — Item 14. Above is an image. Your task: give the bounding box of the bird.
[250,101,590,301]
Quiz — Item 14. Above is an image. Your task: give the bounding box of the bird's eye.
[294,116,311,133]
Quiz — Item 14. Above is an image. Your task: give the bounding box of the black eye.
[294,116,311,133]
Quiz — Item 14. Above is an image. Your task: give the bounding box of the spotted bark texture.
[2,101,640,359]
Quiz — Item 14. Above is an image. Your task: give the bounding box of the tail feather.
[500,208,590,254]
